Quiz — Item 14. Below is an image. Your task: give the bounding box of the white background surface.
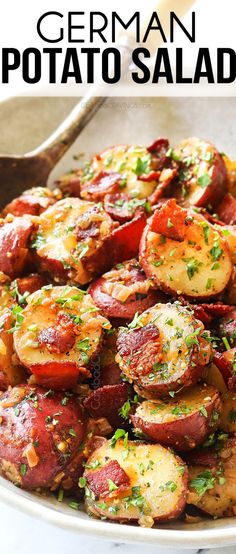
[1,499,236,554]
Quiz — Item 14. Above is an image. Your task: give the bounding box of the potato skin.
[187,438,236,517]
[0,309,26,390]
[13,286,110,389]
[217,193,236,225]
[84,438,188,524]
[89,259,165,321]
[131,384,222,451]
[83,383,130,428]
[116,302,212,399]
[139,200,232,299]
[213,349,236,391]
[0,385,87,490]
[170,137,227,208]
[219,391,236,433]
[0,216,34,279]
[109,213,147,265]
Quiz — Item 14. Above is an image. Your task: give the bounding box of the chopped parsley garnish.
[30,232,46,249]
[210,236,223,262]
[197,173,212,188]
[133,155,150,176]
[107,479,118,492]
[8,305,24,333]
[183,258,202,280]
[190,470,215,496]
[110,429,128,448]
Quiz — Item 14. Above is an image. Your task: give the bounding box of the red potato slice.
[187,437,236,517]
[64,144,164,201]
[140,200,232,299]
[98,330,122,386]
[13,285,111,389]
[184,448,219,469]
[0,308,26,390]
[213,348,236,391]
[110,213,146,265]
[203,362,228,394]
[219,391,236,433]
[216,193,236,225]
[2,187,61,217]
[0,385,87,490]
[169,137,227,208]
[83,383,129,428]
[89,259,166,321]
[131,384,222,451]
[0,216,34,279]
[84,438,188,524]
[116,302,212,399]
[31,198,116,285]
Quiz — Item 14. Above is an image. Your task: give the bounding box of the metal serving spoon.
[0,91,106,209]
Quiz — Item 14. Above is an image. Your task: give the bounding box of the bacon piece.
[13,274,46,298]
[150,199,188,241]
[85,459,130,498]
[38,313,76,354]
[117,324,160,377]
[81,171,121,201]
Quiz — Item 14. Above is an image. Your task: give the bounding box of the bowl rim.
[1,476,236,548]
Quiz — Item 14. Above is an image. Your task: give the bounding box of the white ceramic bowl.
[1,95,236,548]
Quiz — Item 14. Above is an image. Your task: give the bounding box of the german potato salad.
[1,136,236,526]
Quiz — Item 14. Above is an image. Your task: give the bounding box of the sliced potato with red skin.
[131,384,222,451]
[116,302,212,399]
[220,391,236,433]
[2,187,61,217]
[83,383,130,428]
[58,144,166,202]
[0,308,26,390]
[187,438,236,517]
[213,349,236,391]
[13,286,111,389]
[110,213,146,265]
[217,193,236,225]
[99,330,122,386]
[140,200,232,299]
[89,259,166,321]
[0,385,87,490]
[84,438,188,524]
[203,363,228,394]
[0,216,34,279]
[185,447,219,469]
[169,137,227,208]
[31,198,116,285]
